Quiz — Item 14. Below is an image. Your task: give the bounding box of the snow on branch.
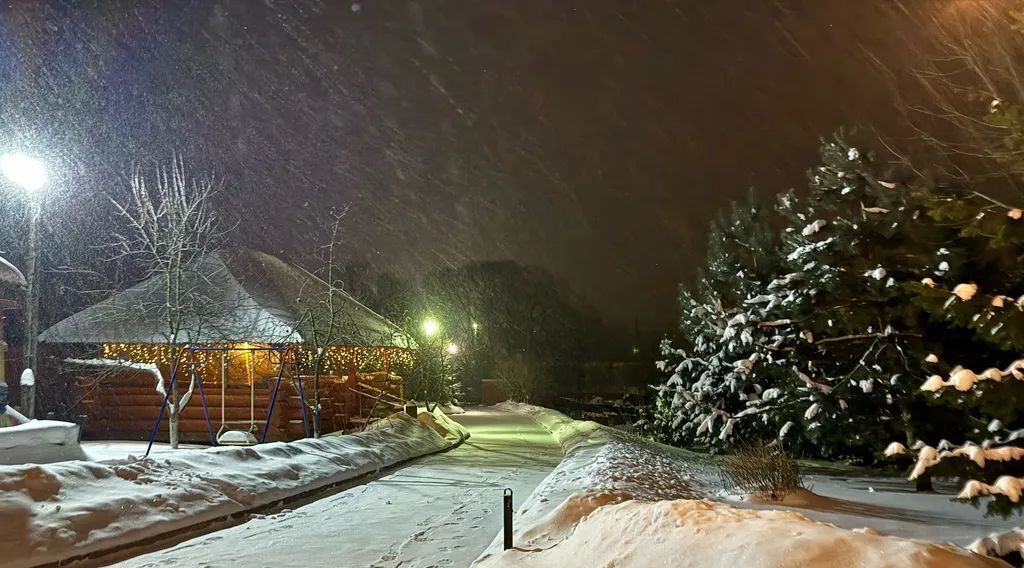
[920,359,1024,393]
[65,357,166,396]
[796,369,833,394]
[757,319,792,328]
[813,329,912,346]
[908,442,1024,480]
[959,476,1024,503]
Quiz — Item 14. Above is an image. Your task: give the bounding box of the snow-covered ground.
[112,407,563,568]
[10,402,1011,567]
[81,441,208,462]
[737,470,1013,547]
[473,402,1006,568]
[1,411,460,568]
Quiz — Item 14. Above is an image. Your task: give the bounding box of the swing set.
[144,344,314,458]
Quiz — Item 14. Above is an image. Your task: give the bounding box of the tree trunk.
[311,356,322,438]
[169,372,179,448]
[901,406,915,447]
[23,199,41,392]
[915,473,934,493]
[311,382,321,438]
[168,343,180,448]
[900,407,931,491]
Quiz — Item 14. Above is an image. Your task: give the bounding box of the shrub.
[495,354,542,403]
[720,440,803,501]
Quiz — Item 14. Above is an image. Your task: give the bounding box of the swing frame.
[144,344,309,458]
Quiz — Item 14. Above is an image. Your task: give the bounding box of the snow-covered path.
[113,408,563,568]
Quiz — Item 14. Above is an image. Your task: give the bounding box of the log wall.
[75,369,403,443]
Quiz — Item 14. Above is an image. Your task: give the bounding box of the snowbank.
[438,402,466,415]
[474,498,1004,568]
[0,411,464,568]
[478,402,1002,568]
[0,420,85,465]
[419,407,471,442]
[479,402,708,557]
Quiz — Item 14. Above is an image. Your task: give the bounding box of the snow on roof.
[38,248,412,349]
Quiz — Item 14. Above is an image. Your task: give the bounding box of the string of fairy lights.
[100,343,415,381]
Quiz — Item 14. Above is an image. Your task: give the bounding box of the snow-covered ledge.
[474,402,1001,568]
[0,419,85,465]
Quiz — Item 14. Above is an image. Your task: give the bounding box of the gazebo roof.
[39,248,413,349]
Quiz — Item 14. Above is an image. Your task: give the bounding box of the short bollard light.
[503,488,513,550]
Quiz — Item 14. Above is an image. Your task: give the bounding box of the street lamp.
[0,154,47,193]
[421,317,440,337]
[1,153,46,401]
[446,342,460,355]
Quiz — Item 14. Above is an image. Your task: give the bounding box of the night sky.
[0,1,978,330]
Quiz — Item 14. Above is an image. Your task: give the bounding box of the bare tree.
[877,4,1024,191]
[296,208,352,438]
[106,156,224,448]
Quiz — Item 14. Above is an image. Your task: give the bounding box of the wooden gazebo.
[38,248,414,442]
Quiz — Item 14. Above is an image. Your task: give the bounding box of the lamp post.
[1,154,46,397]
[421,317,440,338]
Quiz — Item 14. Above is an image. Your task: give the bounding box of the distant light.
[471,321,480,332]
[0,153,46,192]
[422,317,440,337]
[446,343,460,355]
[631,346,640,355]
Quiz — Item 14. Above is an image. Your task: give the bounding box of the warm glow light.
[0,153,46,192]
[100,342,415,376]
[446,342,460,355]
[422,317,440,337]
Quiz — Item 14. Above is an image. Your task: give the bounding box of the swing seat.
[217,429,258,446]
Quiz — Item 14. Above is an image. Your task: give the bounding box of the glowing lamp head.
[446,343,460,355]
[421,317,440,337]
[0,153,46,193]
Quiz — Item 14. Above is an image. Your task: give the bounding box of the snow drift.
[474,498,1004,568]
[0,411,462,568]
[476,402,1001,568]
[419,407,471,441]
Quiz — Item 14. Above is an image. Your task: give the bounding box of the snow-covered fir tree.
[887,185,1024,517]
[654,192,786,450]
[656,136,949,460]
[754,138,941,459]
